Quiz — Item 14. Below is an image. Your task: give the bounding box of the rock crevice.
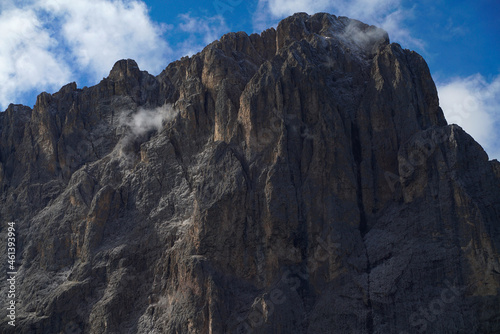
[0,12,499,334]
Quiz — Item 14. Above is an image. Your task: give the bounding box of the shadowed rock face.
[1,12,499,334]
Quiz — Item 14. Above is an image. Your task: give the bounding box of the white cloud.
[253,0,423,50]
[0,3,71,108]
[331,0,400,21]
[0,0,171,110]
[177,13,229,56]
[39,0,171,80]
[340,20,388,52]
[438,74,500,160]
[115,104,178,168]
[123,104,178,137]
[179,14,228,44]
[264,0,332,18]
[253,1,500,160]
[378,9,424,50]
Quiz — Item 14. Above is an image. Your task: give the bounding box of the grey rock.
[0,12,499,334]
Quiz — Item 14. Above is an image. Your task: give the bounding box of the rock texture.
[1,12,499,334]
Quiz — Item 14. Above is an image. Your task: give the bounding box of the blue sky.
[0,0,499,159]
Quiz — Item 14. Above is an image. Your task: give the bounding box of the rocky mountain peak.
[0,12,499,334]
[109,58,142,81]
[276,12,389,56]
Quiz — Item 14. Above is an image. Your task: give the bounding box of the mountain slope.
[1,12,499,334]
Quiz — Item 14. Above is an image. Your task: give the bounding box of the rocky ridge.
[0,12,499,334]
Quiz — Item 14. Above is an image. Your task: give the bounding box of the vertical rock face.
[0,12,499,334]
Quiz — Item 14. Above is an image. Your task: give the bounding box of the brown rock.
[0,12,499,334]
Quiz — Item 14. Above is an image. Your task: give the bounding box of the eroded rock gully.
[0,13,499,334]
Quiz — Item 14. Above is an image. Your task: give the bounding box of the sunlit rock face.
[0,12,499,334]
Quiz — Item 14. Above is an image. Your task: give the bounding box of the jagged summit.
[6,13,392,113]
[108,59,142,81]
[1,13,499,334]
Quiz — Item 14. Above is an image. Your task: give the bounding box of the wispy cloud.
[253,0,424,50]
[177,13,229,56]
[339,20,388,53]
[116,104,179,167]
[378,8,425,50]
[437,74,500,160]
[444,18,467,37]
[0,0,171,110]
[122,104,178,137]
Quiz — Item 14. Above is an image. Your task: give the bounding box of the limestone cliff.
[0,13,499,334]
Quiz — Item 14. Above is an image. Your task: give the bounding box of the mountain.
[1,12,499,334]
